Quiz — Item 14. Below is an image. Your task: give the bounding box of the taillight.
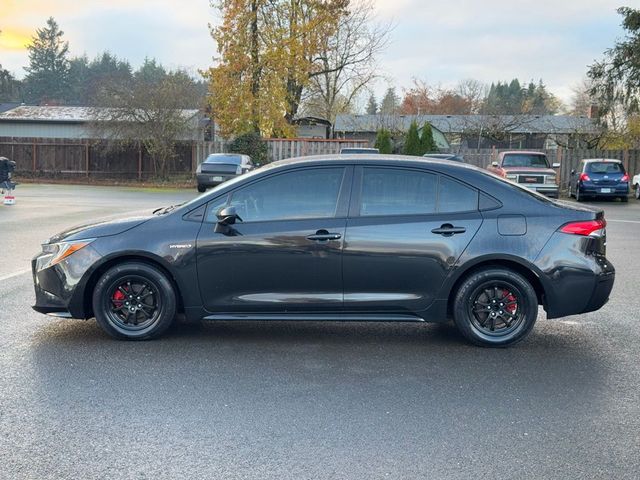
[621,173,629,182]
[579,173,590,182]
[560,219,606,236]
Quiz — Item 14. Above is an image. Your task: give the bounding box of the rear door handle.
[431,224,466,236]
[307,230,342,241]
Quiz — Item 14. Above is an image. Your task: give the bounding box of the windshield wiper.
[153,203,183,215]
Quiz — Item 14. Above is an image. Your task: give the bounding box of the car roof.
[267,153,479,171]
[581,158,622,163]
[499,150,546,156]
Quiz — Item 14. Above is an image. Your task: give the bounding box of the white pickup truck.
[634,173,640,200]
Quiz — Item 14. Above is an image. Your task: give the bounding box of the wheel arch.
[445,256,548,317]
[79,252,185,319]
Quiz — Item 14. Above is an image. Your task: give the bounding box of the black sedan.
[32,155,615,347]
[196,153,254,192]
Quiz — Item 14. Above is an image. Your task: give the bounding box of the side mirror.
[217,206,242,225]
[552,162,561,168]
[491,161,499,167]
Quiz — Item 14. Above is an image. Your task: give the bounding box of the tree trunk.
[250,0,260,133]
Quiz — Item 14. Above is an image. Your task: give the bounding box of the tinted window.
[361,168,437,216]
[502,154,549,168]
[205,154,243,165]
[587,162,624,174]
[438,176,478,212]
[225,168,345,222]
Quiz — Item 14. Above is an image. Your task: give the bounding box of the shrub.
[229,132,268,165]
[374,128,393,154]
[403,121,421,156]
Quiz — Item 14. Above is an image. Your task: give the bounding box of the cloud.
[371,0,623,102]
[0,0,626,105]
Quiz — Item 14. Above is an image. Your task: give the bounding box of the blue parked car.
[569,159,629,202]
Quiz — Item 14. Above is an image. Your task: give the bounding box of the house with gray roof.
[334,114,602,150]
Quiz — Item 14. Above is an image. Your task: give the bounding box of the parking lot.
[1,184,639,479]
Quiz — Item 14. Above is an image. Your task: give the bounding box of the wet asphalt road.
[1,184,639,479]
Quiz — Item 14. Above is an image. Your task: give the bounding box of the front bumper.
[31,244,102,319]
[519,184,559,198]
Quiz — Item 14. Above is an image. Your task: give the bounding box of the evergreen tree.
[380,87,399,114]
[403,121,421,155]
[419,123,437,154]
[366,94,378,115]
[23,17,71,104]
[374,128,392,153]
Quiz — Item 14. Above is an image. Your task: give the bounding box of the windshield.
[205,154,243,165]
[502,154,549,168]
[587,162,624,174]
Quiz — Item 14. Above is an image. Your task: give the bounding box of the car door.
[196,166,352,313]
[342,166,483,315]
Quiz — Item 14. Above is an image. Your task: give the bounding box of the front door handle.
[307,229,342,241]
[431,224,466,236]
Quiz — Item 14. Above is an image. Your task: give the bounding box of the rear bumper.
[196,173,237,187]
[581,271,615,314]
[579,184,629,197]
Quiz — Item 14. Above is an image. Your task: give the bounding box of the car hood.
[503,167,556,175]
[47,214,153,244]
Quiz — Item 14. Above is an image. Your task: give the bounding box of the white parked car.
[634,173,640,200]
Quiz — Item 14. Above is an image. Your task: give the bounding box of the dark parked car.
[569,159,630,202]
[340,147,379,154]
[423,153,464,162]
[196,153,254,192]
[32,155,614,347]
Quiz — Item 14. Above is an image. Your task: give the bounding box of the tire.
[197,185,206,193]
[576,188,583,202]
[92,262,177,340]
[452,268,538,347]
[621,195,628,203]
[635,185,640,200]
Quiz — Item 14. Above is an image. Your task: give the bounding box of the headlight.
[545,175,557,184]
[37,238,95,271]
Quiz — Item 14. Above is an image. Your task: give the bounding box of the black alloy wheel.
[453,268,538,347]
[93,262,176,339]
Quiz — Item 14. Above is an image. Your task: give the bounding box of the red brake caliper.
[112,289,125,307]
[505,292,517,313]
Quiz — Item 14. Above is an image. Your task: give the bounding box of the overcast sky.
[0,0,628,105]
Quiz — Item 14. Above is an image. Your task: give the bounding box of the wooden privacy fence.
[1,135,638,189]
[0,137,370,178]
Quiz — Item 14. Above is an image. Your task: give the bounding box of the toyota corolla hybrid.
[32,155,615,347]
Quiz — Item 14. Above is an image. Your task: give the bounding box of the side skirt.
[201,313,426,322]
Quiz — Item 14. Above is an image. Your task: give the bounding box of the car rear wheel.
[452,268,538,347]
[575,188,583,202]
[197,185,206,193]
[92,262,176,340]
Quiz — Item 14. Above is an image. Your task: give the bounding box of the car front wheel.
[197,185,206,193]
[92,262,177,340]
[452,268,538,347]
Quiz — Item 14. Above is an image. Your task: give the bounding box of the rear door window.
[359,168,479,216]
